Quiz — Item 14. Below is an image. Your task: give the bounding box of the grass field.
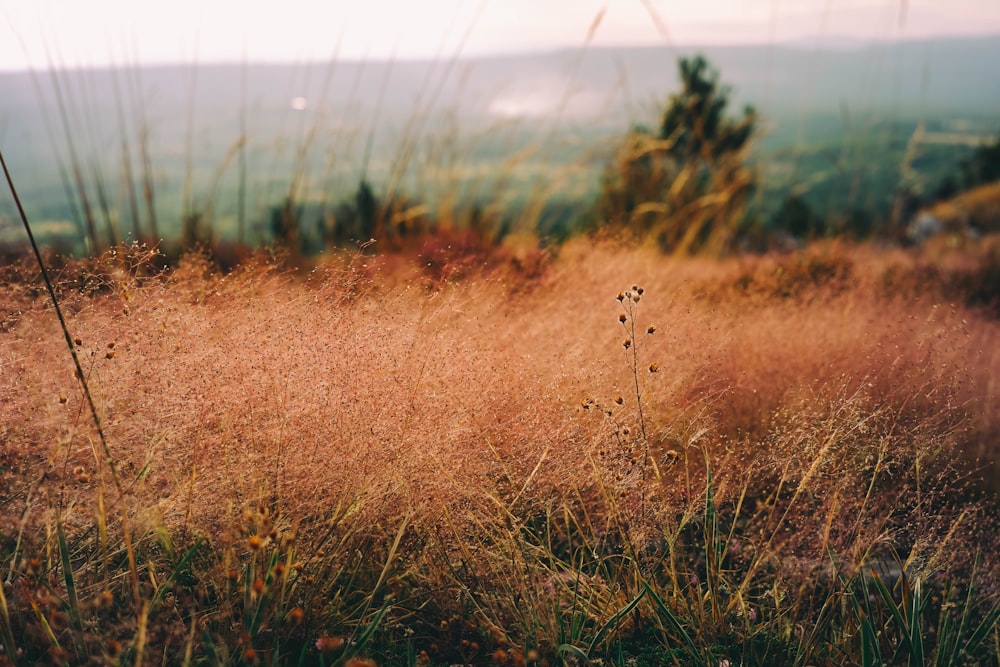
[2,235,1000,665]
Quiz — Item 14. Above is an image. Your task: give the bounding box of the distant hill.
[3,35,998,141]
[1,35,999,245]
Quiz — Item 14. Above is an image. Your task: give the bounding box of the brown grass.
[1,238,999,664]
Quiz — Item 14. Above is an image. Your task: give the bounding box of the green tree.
[773,194,818,239]
[597,55,756,254]
[962,132,1000,188]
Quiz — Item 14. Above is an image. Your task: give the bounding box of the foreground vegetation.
[2,32,999,665]
[2,235,1000,665]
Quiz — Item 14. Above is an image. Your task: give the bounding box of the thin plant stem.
[0,147,143,616]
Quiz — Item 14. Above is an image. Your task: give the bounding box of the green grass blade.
[960,602,1000,657]
[909,576,924,667]
[859,611,881,667]
[55,516,84,652]
[200,627,224,666]
[28,595,66,664]
[851,575,882,667]
[936,609,955,667]
[643,581,699,655]
[0,580,19,664]
[556,642,591,662]
[870,570,910,650]
[149,537,207,615]
[586,584,647,655]
[342,595,393,662]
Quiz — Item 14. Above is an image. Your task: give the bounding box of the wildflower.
[247,535,264,551]
[345,658,378,667]
[616,292,625,302]
[623,338,631,349]
[614,396,624,405]
[58,394,67,404]
[647,325,656,334]
[649,363,659,373]
[315,636,345,653]
[252,578,266,596]
[242,647,260,665]
[93,589,114,609]
[287,607,305,624]
[74,337,82,346]
[619,313,627,323]
[105,350,115,360]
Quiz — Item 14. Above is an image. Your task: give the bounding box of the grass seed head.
[314,634,345,652]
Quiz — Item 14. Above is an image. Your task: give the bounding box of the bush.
[596,55,757,255]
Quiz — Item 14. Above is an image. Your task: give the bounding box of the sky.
[1,0,1000,71]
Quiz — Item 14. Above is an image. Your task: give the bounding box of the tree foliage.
[597,55,757,254]
[962,132,1000,189]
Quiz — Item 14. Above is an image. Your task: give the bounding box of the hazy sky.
[2,0,999,71]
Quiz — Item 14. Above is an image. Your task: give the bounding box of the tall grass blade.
[55,518,83,638]
[341,595,393,663]
[28,595,65,664]
[0,579,18,664]
[587,584,646,655]
[556,643,590,662]
[870,568,913,658]
[643,580,699,656]
[908,576,924,667]
[558,583,648,660]
[1,146,143,614]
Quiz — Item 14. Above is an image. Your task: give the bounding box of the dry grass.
[1,238,999,665]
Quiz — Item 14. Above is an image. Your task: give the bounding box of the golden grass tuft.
[1,238,999,664]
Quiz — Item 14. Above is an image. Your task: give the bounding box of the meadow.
[2,29,1000,665]
[2,233,1000,666]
